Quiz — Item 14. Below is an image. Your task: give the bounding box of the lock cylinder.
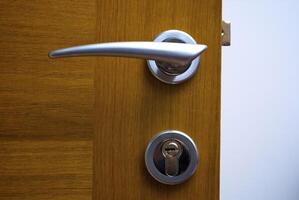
[145,130,199,185]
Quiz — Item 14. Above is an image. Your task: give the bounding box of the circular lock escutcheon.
[145,130,199,185]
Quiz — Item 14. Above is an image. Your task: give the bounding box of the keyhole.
[162,140,182,176]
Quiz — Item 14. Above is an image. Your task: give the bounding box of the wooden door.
[0,1,95,200]
[0,0,221,200]
[94,1,221,200]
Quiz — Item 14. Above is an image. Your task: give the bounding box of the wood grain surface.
[0,0,221,200]
[94,1,221,200]
[0,1,96,199]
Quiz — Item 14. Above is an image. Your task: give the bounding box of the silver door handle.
[49,42,206,67]
[49,30,207,84]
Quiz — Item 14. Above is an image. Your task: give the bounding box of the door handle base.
[147,30,203,84]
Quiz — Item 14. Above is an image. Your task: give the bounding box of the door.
[0,1,221,200]
[94,1,221,200]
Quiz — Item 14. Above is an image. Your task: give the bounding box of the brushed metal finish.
[145,130,199,185]
[49,30,207,84]
[147,30,203,84]
[49,42,207,67]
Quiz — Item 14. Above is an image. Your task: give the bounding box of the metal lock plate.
[145,130,199,185]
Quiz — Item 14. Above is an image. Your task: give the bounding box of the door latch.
[222,20,231,46]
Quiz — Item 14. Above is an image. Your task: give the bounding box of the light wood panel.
[94,0,221,200]
[0,1,96,199]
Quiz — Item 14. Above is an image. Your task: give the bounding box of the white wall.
[221,1,299,200]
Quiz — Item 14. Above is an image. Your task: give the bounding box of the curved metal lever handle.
[49,42,207,66]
